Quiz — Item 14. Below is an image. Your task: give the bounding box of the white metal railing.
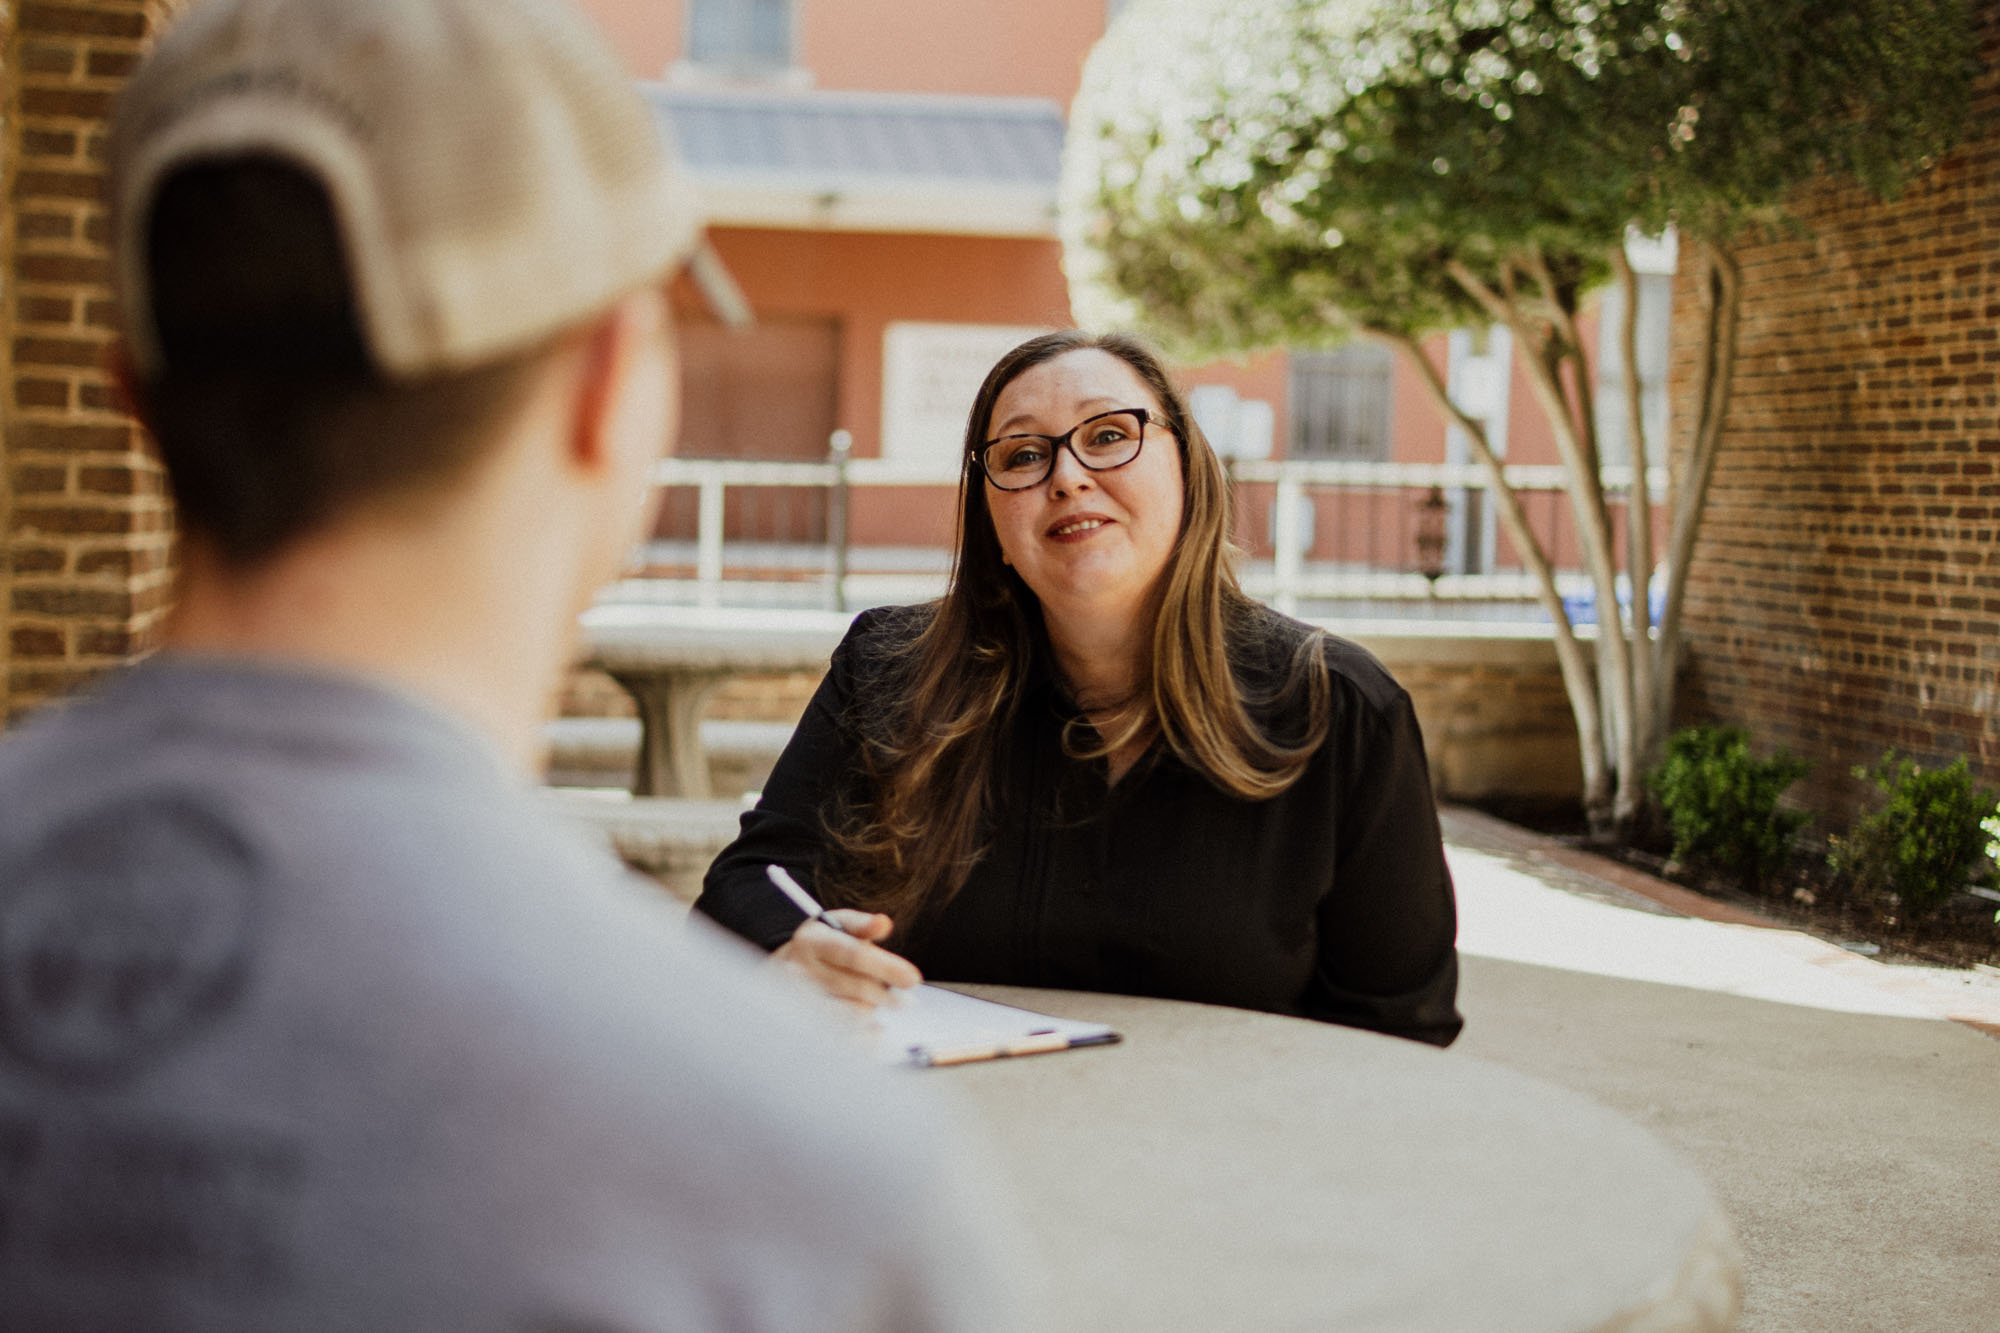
[637,453,1670,616]
[648,454,959,608]
[1229,459,1667,615]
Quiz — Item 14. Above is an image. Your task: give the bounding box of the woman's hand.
[772,909,923,1009]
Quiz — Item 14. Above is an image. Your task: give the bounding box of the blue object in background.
[1557,581,1668,628]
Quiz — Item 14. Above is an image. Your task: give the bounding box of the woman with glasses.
[695,330,1462,1046]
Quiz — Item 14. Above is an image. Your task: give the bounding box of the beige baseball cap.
[109,0,702,380]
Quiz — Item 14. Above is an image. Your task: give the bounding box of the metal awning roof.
[646,87,1065,237]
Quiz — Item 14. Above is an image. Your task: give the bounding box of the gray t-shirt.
[0,656,1022,1331]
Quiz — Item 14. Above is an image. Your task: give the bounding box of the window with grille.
[688,0,793,73]
[1288,343,1393,460]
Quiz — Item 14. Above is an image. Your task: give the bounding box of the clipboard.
[872,985,1121,1068]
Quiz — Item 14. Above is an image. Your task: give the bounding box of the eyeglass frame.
[972,406,1170,492]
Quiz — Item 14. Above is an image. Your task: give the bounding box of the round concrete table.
[943,986,1742,1333]
[578,604,851,798]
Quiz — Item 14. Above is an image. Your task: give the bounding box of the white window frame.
[674,0,804,84]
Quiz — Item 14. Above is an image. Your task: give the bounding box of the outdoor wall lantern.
[1413,485,1449,586]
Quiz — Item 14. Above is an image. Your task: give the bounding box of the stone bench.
[543,716,795,797]
[578,604,851,798]
[541,788,749,902]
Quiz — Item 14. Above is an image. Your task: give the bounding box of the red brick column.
[2,0,182,724]
[1668,2,2000,821]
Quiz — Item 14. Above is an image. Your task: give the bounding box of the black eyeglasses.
[975,408,1164,491]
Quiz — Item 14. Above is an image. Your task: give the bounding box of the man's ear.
[565,305,628,475]
[565,289,669,476]
[104,342,153,426]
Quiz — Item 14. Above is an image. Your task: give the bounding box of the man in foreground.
[0,0,1022,1327]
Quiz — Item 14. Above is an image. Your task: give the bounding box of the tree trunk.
[1613,247,1660,796]
[1448,258,1634,838]
[1376,329,1614,827]
[1375,238,1739,840]
[1650,241,1743,762]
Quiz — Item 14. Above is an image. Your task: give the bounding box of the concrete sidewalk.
[1440,807,2000,1332]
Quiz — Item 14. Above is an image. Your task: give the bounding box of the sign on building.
[881,322,1048,464]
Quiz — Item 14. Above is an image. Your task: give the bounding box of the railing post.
[1272,472,1304,616]
[827,429,852,613]
[696,476,725,608]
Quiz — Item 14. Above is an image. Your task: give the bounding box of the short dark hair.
[138,155,556,567]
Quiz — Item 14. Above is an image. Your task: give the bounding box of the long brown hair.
[823,330,1330,923]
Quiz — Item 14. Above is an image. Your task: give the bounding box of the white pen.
[766,864,851,935]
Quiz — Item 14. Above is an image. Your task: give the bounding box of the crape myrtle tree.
[1060,0,1974,836]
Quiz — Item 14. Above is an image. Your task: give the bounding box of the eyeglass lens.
[981,409,1147,490]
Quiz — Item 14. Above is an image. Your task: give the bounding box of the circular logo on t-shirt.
[0,794,259,1082]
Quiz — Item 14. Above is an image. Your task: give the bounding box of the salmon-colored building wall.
[571,0,1611,576]
[571,0,1117,551]
[799,0,1105,102]
[684,228,1077,546]
[695,229,1072,453]
[571,0,1105,103]
[1398,336,1453,465]
[676,225,1306,549]
[570,0,683,78]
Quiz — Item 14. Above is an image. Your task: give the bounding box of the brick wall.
[2,0,180,725]
[1670,2,2000,822]
[1360,632,1582,805]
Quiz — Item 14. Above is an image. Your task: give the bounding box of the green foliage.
[1645,725,1810,889]
[1986,813,2000,922]
[1985,813,2000,886]
[1061,0,1977,358]
[1831,754,2000,921]
[1657,0,1979,240]
[1062,0,1615,354]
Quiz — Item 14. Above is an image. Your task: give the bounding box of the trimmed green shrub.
[1830,754,1999,922]
[1647,726,1811,890]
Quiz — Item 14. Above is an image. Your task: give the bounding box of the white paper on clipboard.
[872,985,1119,1067]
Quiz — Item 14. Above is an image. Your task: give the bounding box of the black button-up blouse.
[695,604,1463,1047]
